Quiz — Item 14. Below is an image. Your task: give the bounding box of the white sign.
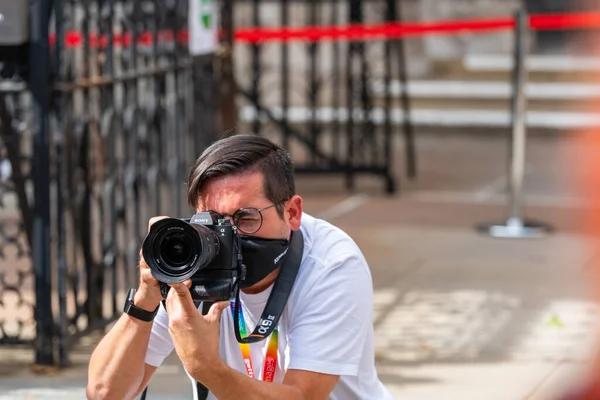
[188,0,219,55]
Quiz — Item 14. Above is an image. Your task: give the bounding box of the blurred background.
[1,0,600,399]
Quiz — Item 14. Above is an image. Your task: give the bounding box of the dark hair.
[187,134,295,216]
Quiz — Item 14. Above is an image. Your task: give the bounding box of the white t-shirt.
[145,213,394,400]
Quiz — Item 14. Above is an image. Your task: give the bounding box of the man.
[87,134,394,400]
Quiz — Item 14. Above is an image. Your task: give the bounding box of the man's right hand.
[134,216,170,311]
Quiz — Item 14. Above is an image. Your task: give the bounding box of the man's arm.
[197,363,339,400]
[86,292,160,400]
[88,217,172,399]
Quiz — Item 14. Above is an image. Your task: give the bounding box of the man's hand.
[165,281,229,378]
[134,216,170,311]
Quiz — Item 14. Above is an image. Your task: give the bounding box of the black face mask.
[238,235,290,289]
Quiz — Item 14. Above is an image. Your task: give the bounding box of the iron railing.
[0,0,215,366]
[0,0,415,366]
[232,0,416,194]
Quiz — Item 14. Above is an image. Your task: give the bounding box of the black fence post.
[345,0,362,192]
[389,0,415,186]
[251,0,262,136]
[29,0,55,366]
[280,0,290,150]
[330,0,341,161]
[307,0,320,165]
[193,55,220,151]
[218,0,238,136]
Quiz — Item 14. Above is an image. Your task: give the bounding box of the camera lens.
[160,232,193,268]
[142,217,221,284]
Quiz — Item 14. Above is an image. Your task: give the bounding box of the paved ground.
[1,132,598,400]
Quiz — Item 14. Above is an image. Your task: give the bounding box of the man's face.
[196,171,302,240]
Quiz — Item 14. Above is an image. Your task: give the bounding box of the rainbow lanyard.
[230,301,279,382]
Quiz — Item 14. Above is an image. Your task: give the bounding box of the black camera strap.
[194,230,304,400]
[232,229,304,343]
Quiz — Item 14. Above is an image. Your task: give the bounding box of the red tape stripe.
[530,12,600,31]
[49,30,189,48]
[233,18,515,43]
[48,11,600,48]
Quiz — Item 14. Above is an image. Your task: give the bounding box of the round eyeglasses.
[215,201,287,234]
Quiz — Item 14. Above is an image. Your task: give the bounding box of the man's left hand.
[165,281,229,378]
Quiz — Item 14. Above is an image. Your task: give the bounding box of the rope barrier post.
[476,9,552,239]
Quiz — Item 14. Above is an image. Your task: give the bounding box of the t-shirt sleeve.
[286,254,373,376]
[145,303,175,367]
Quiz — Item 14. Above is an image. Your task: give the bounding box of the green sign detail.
[201,14,212,29]
[200,0,212,29]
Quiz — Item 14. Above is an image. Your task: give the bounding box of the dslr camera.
[141,212,243,302]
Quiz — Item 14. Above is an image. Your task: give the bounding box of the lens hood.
[142,218,208,284]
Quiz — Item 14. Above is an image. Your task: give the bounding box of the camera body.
[142,212,243,302]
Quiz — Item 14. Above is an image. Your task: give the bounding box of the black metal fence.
[233,0,414,194]
[0,0,218,366]
[0,0,408,366]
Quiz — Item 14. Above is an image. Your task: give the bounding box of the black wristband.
[123,288,159,322]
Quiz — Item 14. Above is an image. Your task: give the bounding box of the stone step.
[369,80,600,101]
[240,105,600,130]
[463,54,600,73]
[425,56,594,83]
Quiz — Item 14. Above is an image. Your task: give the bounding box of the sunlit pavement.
[1,133,598,400]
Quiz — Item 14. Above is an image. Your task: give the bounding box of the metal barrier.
[0,0,214,366]
[232,0,416,194]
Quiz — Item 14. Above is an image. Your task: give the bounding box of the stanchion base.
[476,217,553,239]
